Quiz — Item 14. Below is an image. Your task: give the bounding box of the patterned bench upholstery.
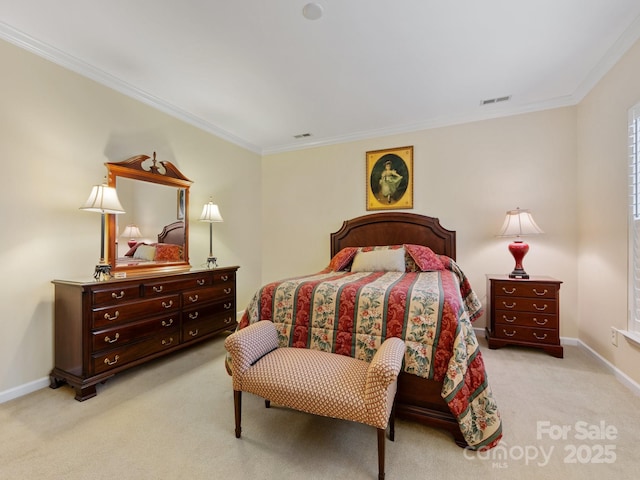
[224,320,406,480]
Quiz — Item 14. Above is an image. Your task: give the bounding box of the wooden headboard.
[330,212,456,260]
[158,221,185,245]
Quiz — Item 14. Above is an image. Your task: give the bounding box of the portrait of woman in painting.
[370,153,409,205]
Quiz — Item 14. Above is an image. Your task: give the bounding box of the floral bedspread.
[233,258,502,449]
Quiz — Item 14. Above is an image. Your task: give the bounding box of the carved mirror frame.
[106,153,193,276]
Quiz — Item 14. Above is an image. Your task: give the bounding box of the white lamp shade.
[199,202,223,223]
[498,208,543,237]
[81,184,125,214]
[121,224,142,238]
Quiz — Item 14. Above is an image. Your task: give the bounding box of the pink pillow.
[327,247,359,271]
[404,244,445,271]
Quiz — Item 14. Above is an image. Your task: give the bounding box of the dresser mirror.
[106,153,193,276]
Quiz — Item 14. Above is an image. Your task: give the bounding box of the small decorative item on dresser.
[199,197,223,269]
[497,207,544,279]
[485,274,563,358]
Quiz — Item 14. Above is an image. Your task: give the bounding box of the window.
[627,103,640,340]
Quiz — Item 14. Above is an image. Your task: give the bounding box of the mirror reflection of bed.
[118,221,185,266]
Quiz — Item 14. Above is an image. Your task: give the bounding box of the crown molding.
[0,22,262,154]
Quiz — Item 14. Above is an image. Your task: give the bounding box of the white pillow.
[350,248,406,272]
[133,244,156,261]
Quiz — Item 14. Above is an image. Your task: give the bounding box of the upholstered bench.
[224,320,406,480]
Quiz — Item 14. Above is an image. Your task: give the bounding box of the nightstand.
[485,274,563,358]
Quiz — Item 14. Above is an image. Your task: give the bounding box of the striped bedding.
[232,257,502,449]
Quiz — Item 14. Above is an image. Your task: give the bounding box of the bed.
[233,212,502,450]
[119,221,185,265]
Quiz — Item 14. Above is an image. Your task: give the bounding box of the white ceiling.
[2,1,640,154]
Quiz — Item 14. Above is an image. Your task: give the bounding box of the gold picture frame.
[366,146,413,210]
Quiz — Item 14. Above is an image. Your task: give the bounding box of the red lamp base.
[508,240,530,279]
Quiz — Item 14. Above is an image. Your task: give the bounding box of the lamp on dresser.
[81,183,125,281]
[497,207,543,279]
[199,198,223,269]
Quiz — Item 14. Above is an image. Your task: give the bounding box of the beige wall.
[577,38,640,384]
[0,39,263,395]
[3,30,640,399]
[262,108,579,340]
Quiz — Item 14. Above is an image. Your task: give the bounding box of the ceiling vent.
[293,133,312,139]
[480,95,511,106]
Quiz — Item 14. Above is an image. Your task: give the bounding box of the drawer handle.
[224,316,233,324]
[533,304,548,311]
[189,312,199,320]
[533,288,548,296]
[197,279,206,286]
[501,287,516,294]
[502,329,516,337]
[502,315,516,323]
[111,291,125,299]
[502,302,516,309]
[188,295,199,303]
[104,311,120,321]
[189,329,199,337]
[104,355,119,366]
[162,337,174,346]
[162,300,174,309]
[533,332,548,340]
[533,318,548,326]
[221,275,229,282]
[104,333,120,344]
[153,286,164,293]
[162,318,174,327]
[224,302,232,310]
[224,288,232,295]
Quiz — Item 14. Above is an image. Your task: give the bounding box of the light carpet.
[1,335,639,480]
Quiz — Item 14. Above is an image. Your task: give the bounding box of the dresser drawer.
[182,311,236,343]
[214,270,235,284]
[91,313,180,352]
[91,294,180,328]
[493,280,557,299]
[92,284,142,305]
[492,324,559,345]
[494,296,556,314]
[91,330,179,374]
[494,311,558,329]
[183,299,235,322]
[182,284,235,306]
[143,275,213,296]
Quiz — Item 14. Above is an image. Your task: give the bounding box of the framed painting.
[366,146,413,210]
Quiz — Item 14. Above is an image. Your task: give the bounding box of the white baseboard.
[576,339,640,397]
[0,377,50,404]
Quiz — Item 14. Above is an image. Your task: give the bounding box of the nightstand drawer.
[492,325,559,345]
[493,280,557,299]
[494,311,558,329]
[495,296,556,314]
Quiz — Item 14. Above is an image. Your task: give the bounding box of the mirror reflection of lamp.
[121,224,143,248]
[81,184,125,281]
[199,198,223,269]
[497,207,544,279]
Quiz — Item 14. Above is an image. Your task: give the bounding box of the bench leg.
[377,427,385,480]
[234,390,242,438]
[389,401,396,442]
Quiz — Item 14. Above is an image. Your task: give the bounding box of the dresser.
[485,274,563,358]
[50,266,239,400]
